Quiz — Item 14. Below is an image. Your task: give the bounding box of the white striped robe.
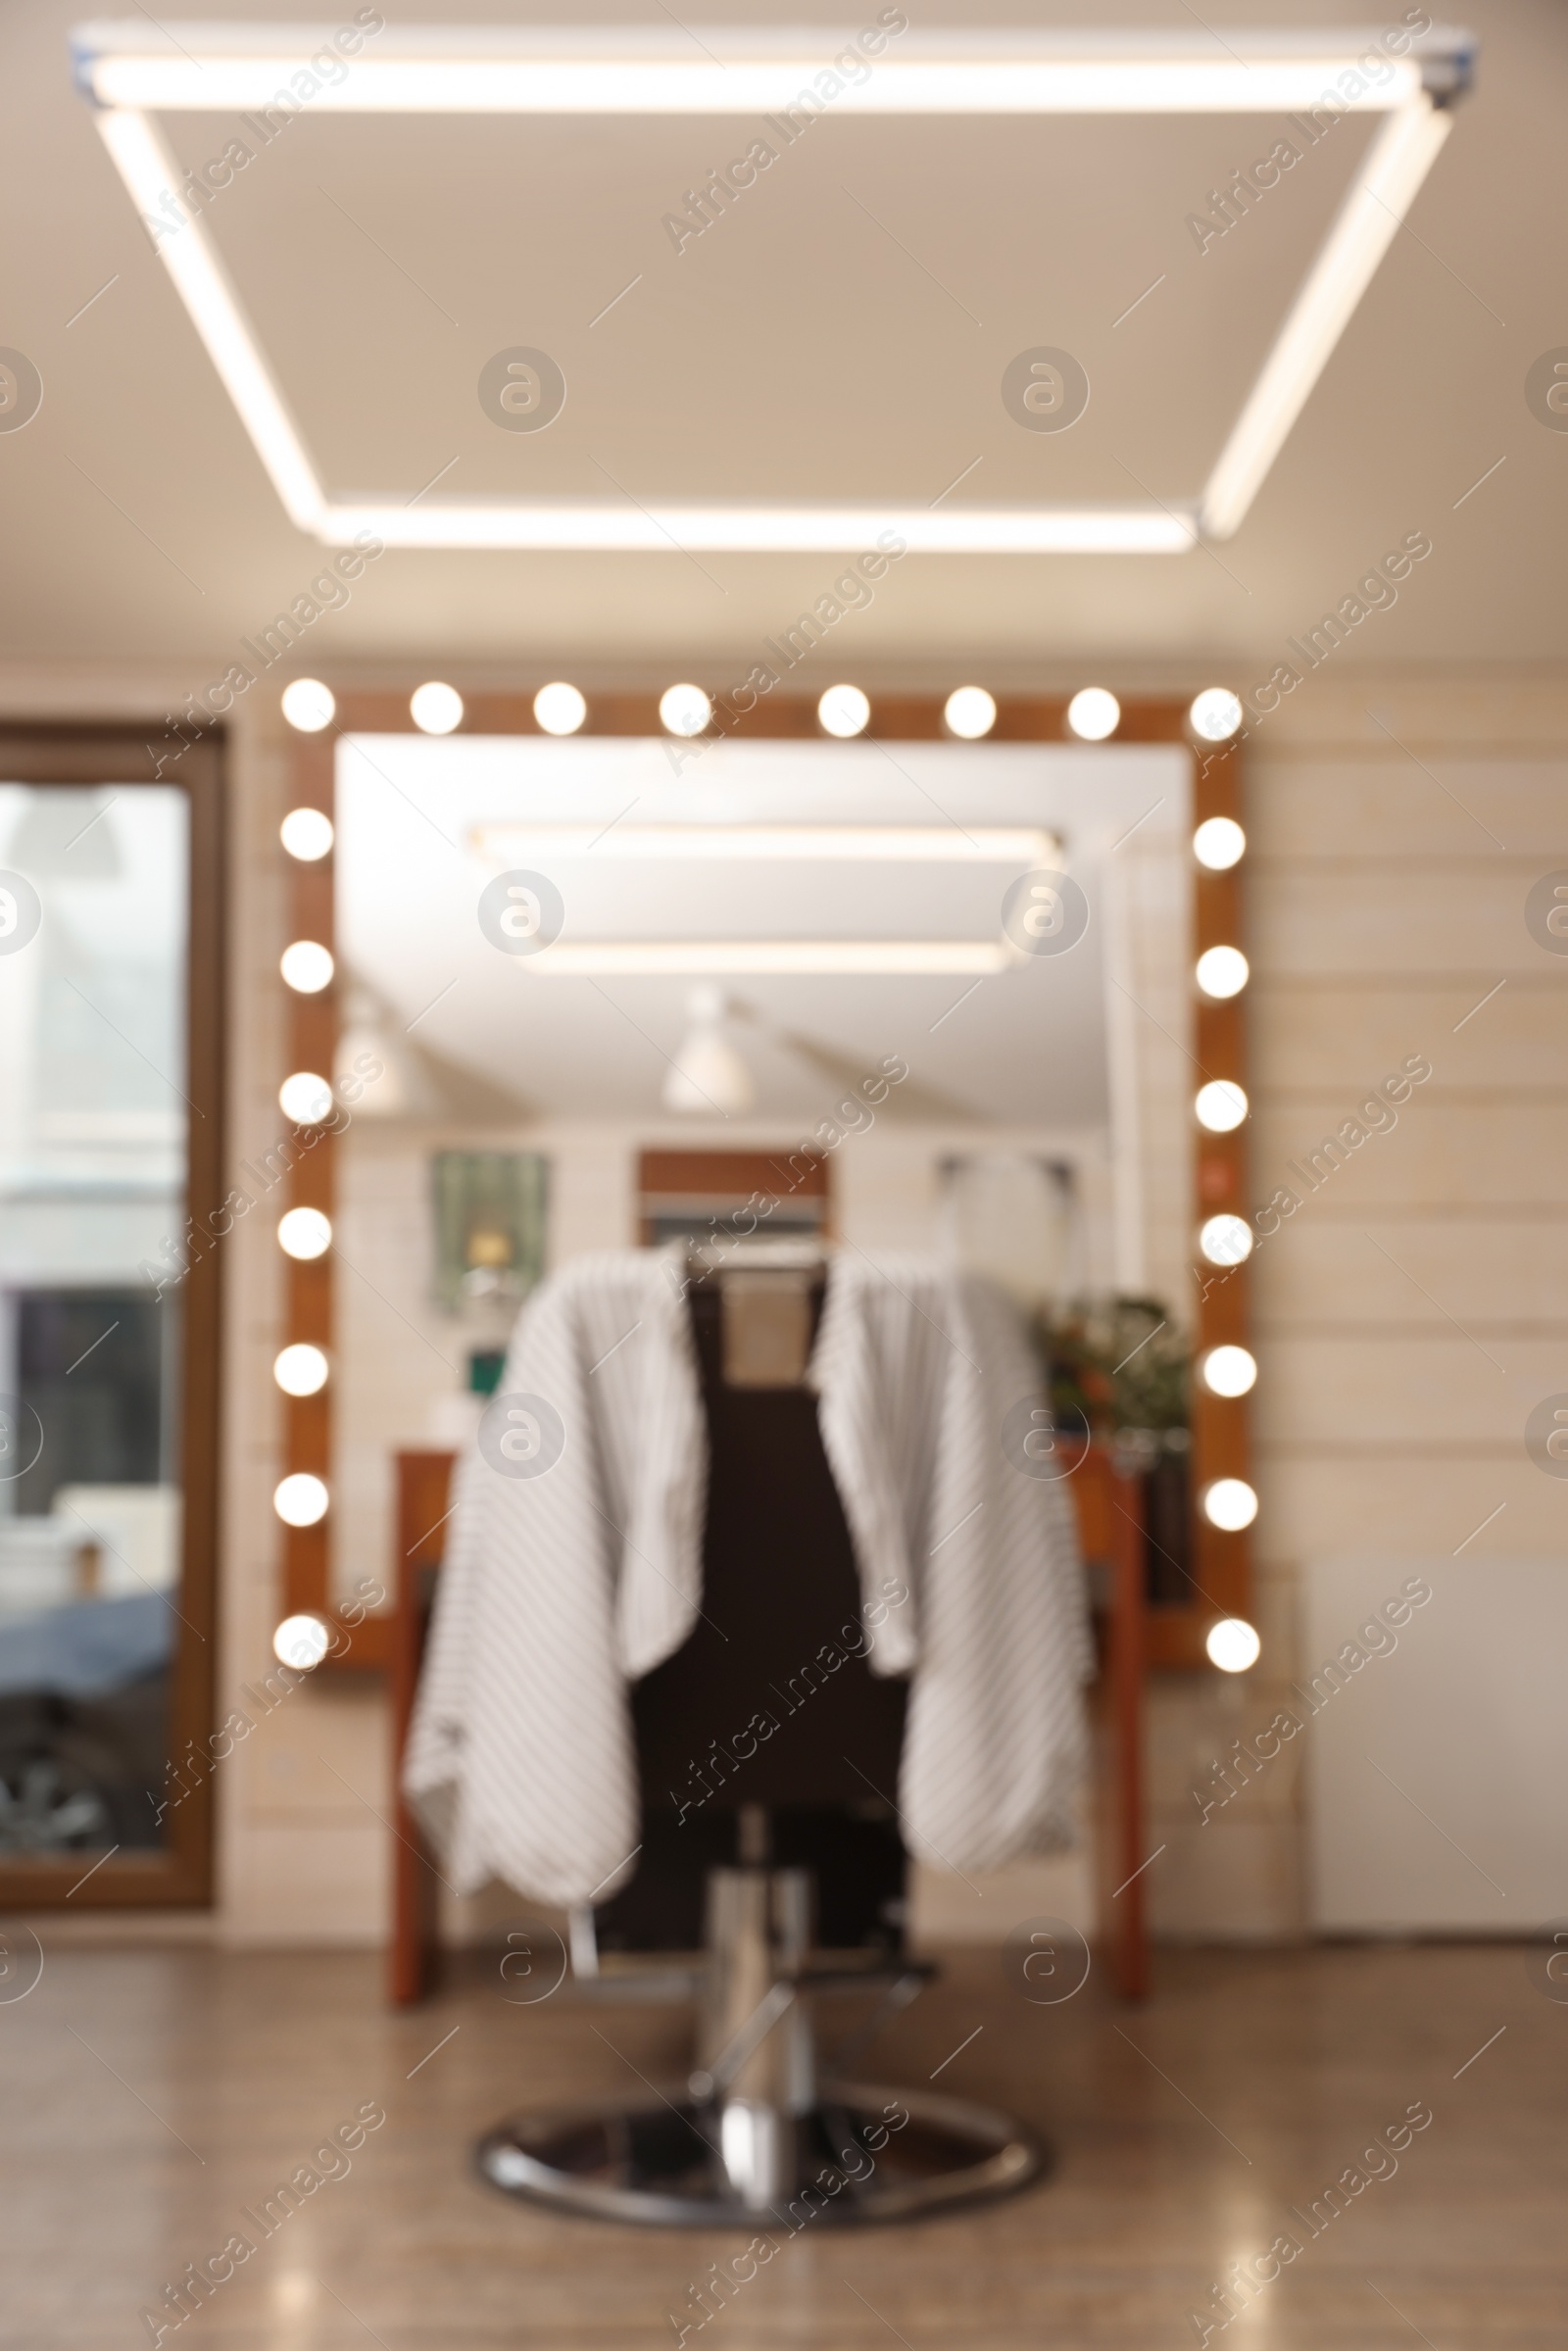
[403,1249,1090,1906]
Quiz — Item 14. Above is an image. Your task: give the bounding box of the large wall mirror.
[0,729,222,1908]
[276,693,1251,1949]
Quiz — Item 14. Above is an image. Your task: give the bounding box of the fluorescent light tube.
[522,940,1018,976]
[324,502,1195,555]
[93,107,324,533]
[73,25,1454,115]
[471,826,1062,864]
[1200,97,1452,538]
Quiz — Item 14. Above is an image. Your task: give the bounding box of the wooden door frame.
[0,724,224,1909]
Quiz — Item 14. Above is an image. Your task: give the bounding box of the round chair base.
[476,2079,1045,2228]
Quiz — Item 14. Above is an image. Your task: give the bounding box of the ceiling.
[0,1,1563,680]
[335,734,1188,1123]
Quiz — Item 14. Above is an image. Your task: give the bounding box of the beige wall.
[1145,677,1568,1939]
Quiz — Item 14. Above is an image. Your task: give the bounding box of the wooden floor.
[7,1938,1564,2348]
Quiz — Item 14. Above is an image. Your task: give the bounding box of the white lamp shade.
[662,987,755,1113]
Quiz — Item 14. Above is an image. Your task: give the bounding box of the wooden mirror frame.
[280,691,1249,1677]
[0,724,224,1910]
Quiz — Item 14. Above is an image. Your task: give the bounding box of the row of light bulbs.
[280,675,1247,747]
[1191,800,1258,1667]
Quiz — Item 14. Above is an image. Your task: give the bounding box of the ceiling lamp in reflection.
[944,686,996,739]
[662,985,755,1114]
[1206,1616,1261,1671]
[1065,686,1120,741]
[273,1473,329,1528]
[1189,686,1244,741]
[280,940,334,994]
[1196,945,1249,999]
[280,807,334,860]
[1199,1213,1251,1266]
[534,680,587,735]
[411,680,464,734]
[1193,816,1246,870]
[277,1206,332,1260]
[660,682,712,738]
[817,684,870,738]
[272,1612,331,1668]
[1202,1478,1258,1533]
[273,1344,328,1396]
[280,678,335,733]
[279,1070,334,1125]
[1200,1344,1257,1397]
[1196,1079,1249,1132]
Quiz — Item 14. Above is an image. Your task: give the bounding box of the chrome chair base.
[476,2078,1045,2229]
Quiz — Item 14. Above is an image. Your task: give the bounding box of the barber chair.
[476,1258,1047,2226]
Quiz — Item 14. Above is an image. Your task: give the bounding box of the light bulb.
[1200,1345,1257,1398]
[1202,1478,1258,1532]
[534,681,587,735]
[1193,816,1246,870]
[273,1344,328,1396]
[280,941,334,995]
[1206,1616,1261,1671]
[280,808,334,861]
[1065,686,1120,742]
[277,1207,332,1260]
[280,678,335,733]
[1190,687,1244,742]
[273,1473,328,1528]
[279,1071,334,1125]
[1199,1213,1251,1266]
[943,686,996,740]
[273,1612,331,1668]
[660,682,711,738]
[411,681,463,735]
[817,684,870,738]
[1196,946,1249,999]
[1196,1080,1249,1132]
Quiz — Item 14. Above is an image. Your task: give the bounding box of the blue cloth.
[0,1591,173,1697]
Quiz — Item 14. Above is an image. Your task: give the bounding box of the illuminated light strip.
[522,940,1018,975]
[79,51,1428,115]
[71,24,1470,117]
[94,108,326,534]
[79,24,1472,554]
[326,502,1194,555]
[1200,98,1453,539]
[469,825,1061,863]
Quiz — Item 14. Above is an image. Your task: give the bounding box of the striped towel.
[404,1249,1089,1906]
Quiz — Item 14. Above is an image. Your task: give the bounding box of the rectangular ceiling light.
[470,824,1061,864]
[75,21,1473,553]
[520,940,1017,977]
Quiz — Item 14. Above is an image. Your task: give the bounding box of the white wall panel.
[1304,1556,1568,1932]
